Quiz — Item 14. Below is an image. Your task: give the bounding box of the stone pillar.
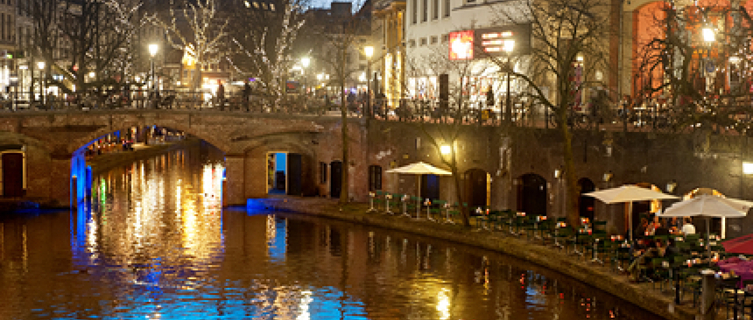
[247,150,269,199]
[49,154,72,208]
[698,272,716,319]
[223,154,246,206]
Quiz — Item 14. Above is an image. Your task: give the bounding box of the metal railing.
[1,90,748,135]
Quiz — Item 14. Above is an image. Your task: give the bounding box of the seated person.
[627,240,667,281]
[681,217,696,235]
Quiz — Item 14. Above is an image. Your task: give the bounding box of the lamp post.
[149,44,159,97]
[701,26,715,95]
[301,57,310,98]
[503,40,515,125]
[364,46,374,118]
[37,61,45,106]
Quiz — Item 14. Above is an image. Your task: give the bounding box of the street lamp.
[37,61,45,106]
[149,44,159,97]
[503,39,515,125]
[364,46,374,118]
[440,144,451,156]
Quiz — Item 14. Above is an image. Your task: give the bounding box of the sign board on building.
[449,30,475,60]
[448,24,532,60]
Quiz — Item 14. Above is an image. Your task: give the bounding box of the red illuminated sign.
[449,30,474,60]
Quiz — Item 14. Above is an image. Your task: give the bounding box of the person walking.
[243,80,252,112]
[486,88,495,122]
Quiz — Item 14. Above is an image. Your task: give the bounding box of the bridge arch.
[0,110,343,207]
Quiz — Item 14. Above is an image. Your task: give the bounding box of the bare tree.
[632,3,753,138]
[151,0,229,91]
[489,0,613,228]
[24,0,147,97]
[403,44,496,226]
[309,2,370,203]
[227,0,307,105]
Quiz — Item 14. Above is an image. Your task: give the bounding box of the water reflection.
[0,145,665,320]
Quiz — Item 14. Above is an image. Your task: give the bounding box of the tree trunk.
[556,102,581,229]
[451,166,470,226]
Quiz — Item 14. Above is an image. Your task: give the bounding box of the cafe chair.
[716,276,743,319]
[431,200,447,223]
[649,257,671,291]
[678,266,702,306]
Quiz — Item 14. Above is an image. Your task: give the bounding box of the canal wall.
[254,196,713,320]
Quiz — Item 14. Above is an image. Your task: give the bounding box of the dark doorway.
[578,178,595,221]
[517,174,547,216]
[2,153,23,197]
[330,161,342,199]
[287,153,302,196]
[368,165,382,191]
[465,169,487,208]
[421,174,440,200]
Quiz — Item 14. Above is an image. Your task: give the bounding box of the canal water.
[0,144,665,320]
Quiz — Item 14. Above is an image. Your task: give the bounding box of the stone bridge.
[0,109,364,207]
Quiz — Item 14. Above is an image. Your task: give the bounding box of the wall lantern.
[744,162,753,175]
[666,180,677,193]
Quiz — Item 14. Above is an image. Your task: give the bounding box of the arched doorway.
[330,161,342,199]
[578,178,595,221]
[420,174,440,200]
[1,150,24,197]
[465,168,488,208]
[518,173,547,216]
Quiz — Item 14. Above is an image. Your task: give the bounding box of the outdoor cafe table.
[718,258,753,288]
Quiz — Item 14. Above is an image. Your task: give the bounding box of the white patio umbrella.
[386,161,452,197]
[584,185,679,243]
[656,194,753,257]
[386,162,452,218]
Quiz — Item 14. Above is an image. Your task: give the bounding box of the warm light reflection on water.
[0,143,668,320]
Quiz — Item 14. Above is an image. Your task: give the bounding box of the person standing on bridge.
[243,79,252,112]
[217,81,225,110]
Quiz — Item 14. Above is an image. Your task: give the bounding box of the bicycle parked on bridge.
[547,106,593,130]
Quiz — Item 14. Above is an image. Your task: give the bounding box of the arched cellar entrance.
[420,174,441,200]
[465,168,488,208]
[518,173,547,216]
[330,161,342,199]
[578,178,596,221]
[266,152,308,196]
